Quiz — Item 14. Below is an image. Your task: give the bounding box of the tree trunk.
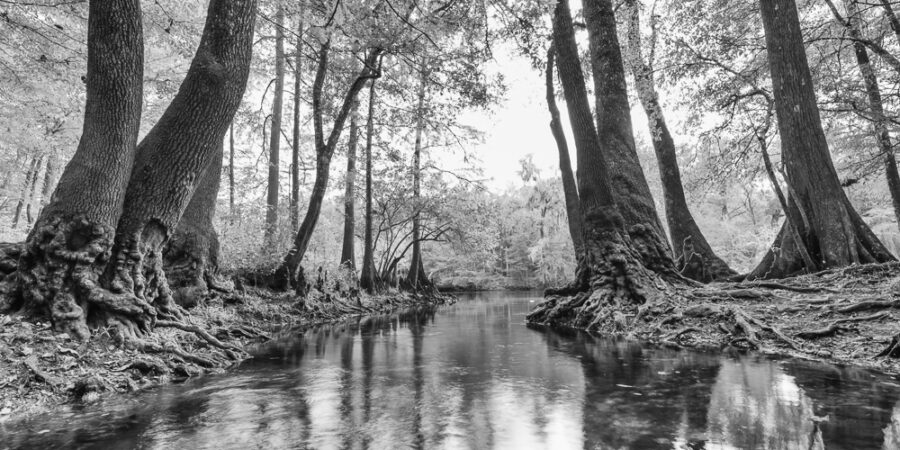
[164,140,223,308]
[97,0,256,339]
[291,11,304,232]
[528,0,669,333]
[273,46,382,291]
[622,0,735,282]
[12,0,145,340]
[748,0,894,279]
[264,5,285,247]
[583,0,672,271]
[831,0,900,233]
[546,45,585,257]
[340,101,359,269]
[12,156,40,230]
[405,70,431,292]
[360,79,378,294]
[38,155,56,210]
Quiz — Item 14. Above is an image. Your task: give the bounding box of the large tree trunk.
[748,0,894,279]
[96,0,255,339]
[273,46,382,291]
[291,11,304,232]
[622,0,735,282]
[264,5,285,247]
[828,0,900,233]
[164,140,223,308]
[528,0,669,333]
[11,0,145,340]
[340,102,359,269]
[583,0,672,272]
[360,80,378,294]
[405,71,430,292]
[546,45,585,257]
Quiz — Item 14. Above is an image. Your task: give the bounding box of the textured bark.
[99,0,256,336]
[164,140,223,308]
[340,102,359,269]
[291,11,304,232]
[622,0,734,282]
[528,0,670,333]
[546,45,585,257]
[829,0,900,233]
[14,0,144,340]
[274,46,382,291]
[359,80,378,294]
[749,0,894,279]
[264,5,285,246]
[583,0,671,268]
[405,71,429,291]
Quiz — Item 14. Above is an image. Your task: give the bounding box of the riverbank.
[530,262,900,377]
[0,287,453,421]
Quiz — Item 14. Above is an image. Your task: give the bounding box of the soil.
[0,286,453,422]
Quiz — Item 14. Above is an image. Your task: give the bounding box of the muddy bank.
[0,288,452,421]
[530,262,900,377]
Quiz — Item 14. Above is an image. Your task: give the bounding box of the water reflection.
[3,291,900,449]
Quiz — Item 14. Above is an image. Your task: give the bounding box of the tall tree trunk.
[622,0,735,281]
[583,0,672,272]
[229,123,235,214]
[528,0,669,333]
[546,45,585,257]
[748,0,894,279]
[827,0,900,234]
[360,80,378,294]
[97,0,255,339]
[291,10,304,232]
[164,140,223,308]
[340,102,359,269]
[264,5,285,247]
[405,71,430,291]
[273,45,382,291]
[11,0,145,339]
[12,156,40,230]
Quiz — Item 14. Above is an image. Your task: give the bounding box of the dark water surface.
[3,291,900,449]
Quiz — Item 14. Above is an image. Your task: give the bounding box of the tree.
[340,101,360,269]
[405,69,431,292]
[265,4,286,247]
[582,0,672,272]
[10,0,257,341]
[748,0,894,279]
[360,79,378,294]
[291,9,305,232]
[621,0,735,282]
[528,0,671,331]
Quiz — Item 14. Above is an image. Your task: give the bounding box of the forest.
[4,0,900,441]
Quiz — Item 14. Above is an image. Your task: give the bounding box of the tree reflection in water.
[4,292,900,449]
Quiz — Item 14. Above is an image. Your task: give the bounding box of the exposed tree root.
[835,298,900,313]
[797,311,890,339]
[155,319,244,357]
[730,307,800,350]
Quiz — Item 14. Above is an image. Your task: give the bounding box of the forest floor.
[627,262,900,375]
[0,286,452,421]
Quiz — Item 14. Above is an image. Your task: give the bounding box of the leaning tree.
[4,0,257,341]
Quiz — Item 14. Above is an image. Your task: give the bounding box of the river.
[2,291,900,449]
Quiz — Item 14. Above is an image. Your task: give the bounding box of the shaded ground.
[0,287,451,421]
[576,262,900,375]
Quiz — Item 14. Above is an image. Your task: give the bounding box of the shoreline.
[0,288,453,422]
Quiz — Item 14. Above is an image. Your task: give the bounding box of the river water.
[2,291,900,449]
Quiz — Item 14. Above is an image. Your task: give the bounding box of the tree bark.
[546,45,585,258]
[528,0,670,333]
[96,0,256,339]
[340,101,359,269]
[273,45,382,291]
[622,0,735,282]
[264,5,285,246]
[164,140,223,308]
[291,10,304,232]
[12,0,145,340]
[748,0,894,279]
[405,70,430,292]
[583,0,672,271]
[360,79,378,294]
